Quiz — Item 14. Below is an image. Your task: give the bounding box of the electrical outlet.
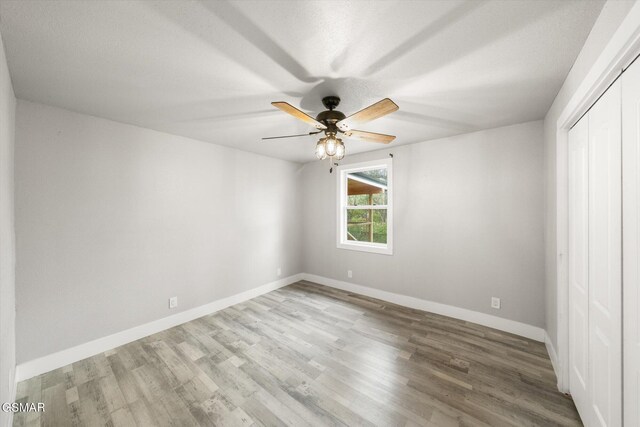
[491,297,501,309]
[277,267,282,277]
[169,296,178,309]
[347,270,353,278]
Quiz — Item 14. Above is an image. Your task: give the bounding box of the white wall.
[544,0,635,351]
[0,33,16,427]
[14,100,303,363]
[303,121,545,327]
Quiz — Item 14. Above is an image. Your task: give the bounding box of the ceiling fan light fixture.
[315,139,327,160]
[325,135,338,156]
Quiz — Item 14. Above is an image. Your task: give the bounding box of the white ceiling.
[0,0,604,163]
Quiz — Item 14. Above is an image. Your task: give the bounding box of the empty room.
[1,1,639,426]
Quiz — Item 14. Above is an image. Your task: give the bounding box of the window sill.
[337,241,393,255]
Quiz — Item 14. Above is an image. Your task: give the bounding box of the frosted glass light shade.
[335,140,345,160]
[325,136,337,156]
[315,140,327,159]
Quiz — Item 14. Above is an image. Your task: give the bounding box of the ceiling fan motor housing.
[316,109,346,133]
[318,96,344,133]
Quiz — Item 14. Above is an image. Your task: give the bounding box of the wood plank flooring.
[13,281,582,426]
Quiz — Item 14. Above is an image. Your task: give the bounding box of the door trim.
[622,58,640,427]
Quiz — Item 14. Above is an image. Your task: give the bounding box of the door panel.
[569,112,590,416]
[569,80,622,427]
[587,79,621,427]
[623,57,640,427]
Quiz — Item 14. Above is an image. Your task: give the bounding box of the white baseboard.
[544,331,559,376]
[6,367,15,427]
[544,331,566,392]
[301,273,545,342]
[15,271,546,383]
[15,273,304,382]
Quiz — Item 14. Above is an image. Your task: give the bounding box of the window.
[337,158,392,255]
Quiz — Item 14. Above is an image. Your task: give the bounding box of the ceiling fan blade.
[343,130,396,144]
[262,131,322,141]
[271,102,327,130]
[337,98,399,131]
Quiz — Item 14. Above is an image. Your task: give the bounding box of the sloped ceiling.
[0,0,604,162]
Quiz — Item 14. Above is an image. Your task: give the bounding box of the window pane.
[347,168,388,206]
[372,192,388,205]
[346,193,371,206]
[346,208,387,244]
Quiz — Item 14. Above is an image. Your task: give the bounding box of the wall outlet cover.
[169,296,178,309]
[347,270,353,278]
[491,297,501,309]
[277,267,282,277]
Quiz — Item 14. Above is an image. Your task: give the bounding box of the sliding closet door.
[623,58,640,427]
[568,79,622,427]
[588,79,622,427]
[568,115,590,418]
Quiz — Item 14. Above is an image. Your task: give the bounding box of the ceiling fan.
[263,96,399,161]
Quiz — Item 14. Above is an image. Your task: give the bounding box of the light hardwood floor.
[13,281,581,426]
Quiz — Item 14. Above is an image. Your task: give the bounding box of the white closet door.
[568,79,622,427]
[623,58,640,427]
[588,79,622,427]
[568,114,590,419]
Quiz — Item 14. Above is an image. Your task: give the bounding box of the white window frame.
[336,158,393,255]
